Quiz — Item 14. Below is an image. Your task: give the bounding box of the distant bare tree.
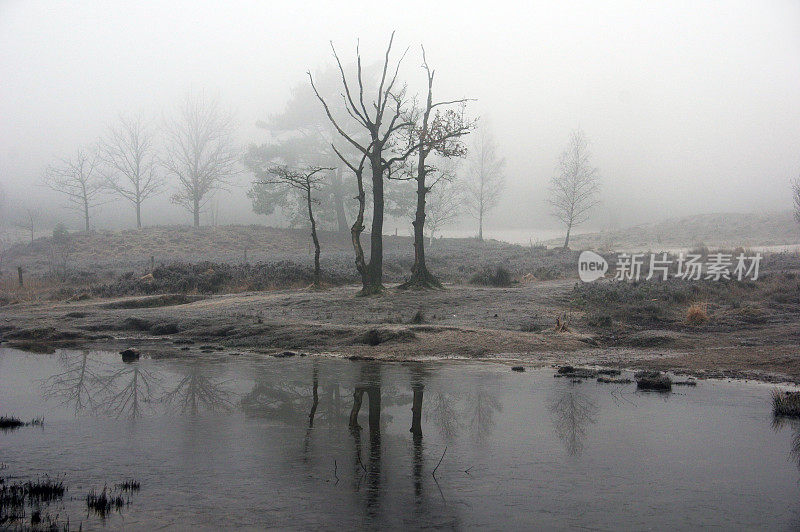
[549,130,600,249]
[309,32,419,295]
[255,165,330,287]
[43,148,103,232]
[464,127,505,241]
[100,115,163,229]
[425,176,463,244]
[792,177,800,226]
[16,207,42,242]
[400,47,474,289]
[163,92,239,227]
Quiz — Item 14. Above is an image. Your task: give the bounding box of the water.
[2,347,799,530]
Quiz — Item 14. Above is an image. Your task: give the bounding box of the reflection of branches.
[427,391,460,442]
[772,416,800,472]
[241,369,314,423]
[104,365,160,419]
[41,352,111,414]
[463,387,502,442]
[548,386,599,456]
[162,362,232,415]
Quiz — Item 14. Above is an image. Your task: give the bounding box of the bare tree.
[426,176,463,245]
[163,92,239,227]
[464,127,505,241]
[15,207,42,243]
[792,177,800,226]
[400,47,474,289]
[549,130,600,249]
[43,148,103,232]
[309,32,418,295]
[255,165,330,287]
[100,115,163,229]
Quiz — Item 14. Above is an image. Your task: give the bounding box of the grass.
[0,417,25,430]
[86,486,127,517]
[0,416,43,431]
[772,390,800,417]
[115,479,140,492]
[635,371,672,391]
[0,475,66,526]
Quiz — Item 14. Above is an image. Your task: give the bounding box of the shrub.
[469,265,513,287]
[686,302,709,325]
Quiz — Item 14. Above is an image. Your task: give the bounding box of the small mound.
[635,371,672,391]
[103,294,206,309]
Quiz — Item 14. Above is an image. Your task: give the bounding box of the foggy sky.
[1,0,799,239]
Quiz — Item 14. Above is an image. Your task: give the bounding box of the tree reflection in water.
[41,351,111,414]
[548,383,599,456]
[464,386,502,443]
[162,361,233,415]
[41,351,233,419]
[104,363,161,418]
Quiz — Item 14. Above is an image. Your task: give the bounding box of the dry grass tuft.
[773,390,800,417]
[686,302,709,325]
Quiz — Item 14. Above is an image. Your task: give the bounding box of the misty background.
[1,0,799,242]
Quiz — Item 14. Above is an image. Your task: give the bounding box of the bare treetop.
[43,147,104,232]
[100,114,163,229]
[465,126,506,241]
[549,129,601,248]
[163,92,240,227]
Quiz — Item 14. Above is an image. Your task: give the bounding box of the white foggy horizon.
[1,0,799,238]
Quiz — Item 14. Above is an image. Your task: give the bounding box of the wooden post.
[17,266,23,287]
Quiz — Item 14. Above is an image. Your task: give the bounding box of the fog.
[1,0,799,239]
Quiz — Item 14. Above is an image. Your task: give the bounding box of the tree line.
[28,33,618,293]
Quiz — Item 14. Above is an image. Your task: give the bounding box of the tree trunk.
[351,173,369,290]
[478,209,483,241]
[83,199,90,232]
[410,384,423,437]
[364,159,384,295]
[307,188,321,288]
[332,168,348,234]
[193,196,200,228]
[564,224,571,249]
[308,366,319,428]
[349,388,364,428]
[400,152,442,289]
[135,200,142,230]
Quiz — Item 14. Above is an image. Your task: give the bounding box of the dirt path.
[2,280,799,384]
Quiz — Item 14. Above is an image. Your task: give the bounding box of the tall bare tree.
[400,48,474,289]
[43,147,103,232]
[464,127,505,241]
[163,92,239,227]
[255,165,330,288]
[549,130,600,249]
[309,33,419,295]
[792,177,800,226]
[100,115,163,229]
